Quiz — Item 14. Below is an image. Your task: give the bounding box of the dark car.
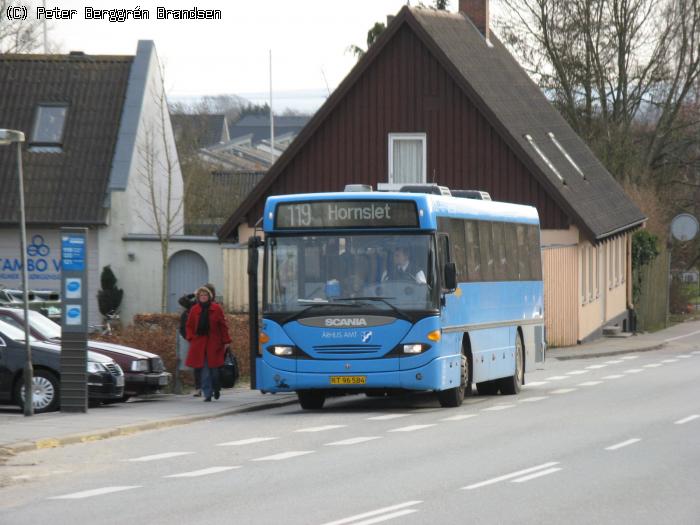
[0,307,171,401]
[0,319,124,413]
[0,286,61,321]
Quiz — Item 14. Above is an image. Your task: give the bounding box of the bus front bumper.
[256,354,462,393]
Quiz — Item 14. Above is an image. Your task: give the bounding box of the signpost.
[60,228,88,412]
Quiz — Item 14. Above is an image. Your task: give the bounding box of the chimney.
[459,0,489,40]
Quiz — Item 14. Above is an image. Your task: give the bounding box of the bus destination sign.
[275,200,419,229]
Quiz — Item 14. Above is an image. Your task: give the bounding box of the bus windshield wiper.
[335,296,412,322]
[281,298,361,325]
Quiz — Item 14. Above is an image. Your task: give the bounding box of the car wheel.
[297,390,326,410]
[15,370,60,413]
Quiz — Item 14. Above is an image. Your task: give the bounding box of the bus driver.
[383,246,426,284]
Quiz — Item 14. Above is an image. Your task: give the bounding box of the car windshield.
[264,233,437,314]
[0,319,39,343]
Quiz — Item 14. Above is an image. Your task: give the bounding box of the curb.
[550,342,667,361]
[0,396,299,460]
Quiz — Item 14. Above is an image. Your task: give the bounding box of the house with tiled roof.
[218,2,647,345]
[0,41,223,323]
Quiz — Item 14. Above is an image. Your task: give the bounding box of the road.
[1,338,699,525]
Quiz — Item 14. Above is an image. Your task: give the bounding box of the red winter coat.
[185,302,231,368]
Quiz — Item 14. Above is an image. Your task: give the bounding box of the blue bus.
[247,185,545,409]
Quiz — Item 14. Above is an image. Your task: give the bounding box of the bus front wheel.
[500,332,524,395]
[297,390,326,410]
[437,353,469,407]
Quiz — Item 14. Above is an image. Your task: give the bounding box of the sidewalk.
[0,385,297,458]
[1,319,698,458]
[548,318,700,360]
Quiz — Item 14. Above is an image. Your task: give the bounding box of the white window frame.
[388,133,427,185]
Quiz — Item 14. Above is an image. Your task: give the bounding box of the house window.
[388,133,426,184]
[524,134,564,183]
[31,104,68,146]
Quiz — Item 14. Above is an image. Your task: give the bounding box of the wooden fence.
[634,249,670,332]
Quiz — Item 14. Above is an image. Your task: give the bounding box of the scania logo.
[324,317,368,327]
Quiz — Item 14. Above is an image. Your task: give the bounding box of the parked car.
[0,319,124,413]
[0,307,171,401]
[0,286,61,321]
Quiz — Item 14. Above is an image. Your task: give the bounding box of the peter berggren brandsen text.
[35,6,223,22]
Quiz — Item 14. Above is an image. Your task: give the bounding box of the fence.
[633,248,670,332]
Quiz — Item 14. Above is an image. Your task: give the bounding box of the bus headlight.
[402,344,429,354]
[271,346,294,356]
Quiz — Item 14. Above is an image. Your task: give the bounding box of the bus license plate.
[330,376,366,385]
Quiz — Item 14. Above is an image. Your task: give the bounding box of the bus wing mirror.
[443,263,457,292]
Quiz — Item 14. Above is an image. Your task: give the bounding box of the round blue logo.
[67,281,80,292]
[67,307,81,318]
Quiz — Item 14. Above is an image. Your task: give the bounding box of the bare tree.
[136,70,184,312]
[497,0,700,185]
[0,0,51,53]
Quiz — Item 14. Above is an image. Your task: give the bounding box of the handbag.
[220,348,240,389]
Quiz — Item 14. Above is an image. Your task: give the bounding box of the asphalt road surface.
[1,339,699,525]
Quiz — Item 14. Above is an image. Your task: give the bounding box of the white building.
[0,41,221,326]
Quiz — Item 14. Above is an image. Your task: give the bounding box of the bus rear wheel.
[500,332,524,395]
[297,390,326,410]
[437,353,469,407]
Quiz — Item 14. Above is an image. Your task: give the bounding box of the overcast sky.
[42,0,441,111]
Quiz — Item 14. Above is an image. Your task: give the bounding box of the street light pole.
[0,129,32,416]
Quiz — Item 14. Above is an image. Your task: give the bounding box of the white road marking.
[523,381,549,387]
[605,438,641,451]
[296,425,347,433]
[605,360,623,364]
[387,424,436,432]
[482,404,516,411]
[545,376,567,381]
[126,452,193,462]
[602,375,624,380]
[566,370,589,375]
[692,351,700,355]
[676,354,692,359]
[350,509,419,525]
[624,369,644,374]
[217,437,279,447]
[320,501,422,525]
[49,486,141,500]
[165,466,240,478]
[252,451,315,461]
[511,467,562,483]
[550,388,577,394]
[620,355,639,360]
[519,396,549,403]
[440,414,478,421]
[325,437,382,446]
[585,364,608,369]
[578,381,603,387]
[662,359,679,363]
[462,462,559,490]
[643,363,662,368]
[674,415,700,425]
[665,329,700,343]
[367,414,410,421]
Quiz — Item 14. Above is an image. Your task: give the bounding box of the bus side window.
[516,224,531,280]
[465,220,481,282]
[528,225,543,280]
[504,223,519,280]
[492,221,507,281]
[478,221,494,282]
[449,219,467,281]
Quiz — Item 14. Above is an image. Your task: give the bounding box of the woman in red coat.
[186,286,231,401]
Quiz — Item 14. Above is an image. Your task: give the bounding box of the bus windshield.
[265,233,437,314]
